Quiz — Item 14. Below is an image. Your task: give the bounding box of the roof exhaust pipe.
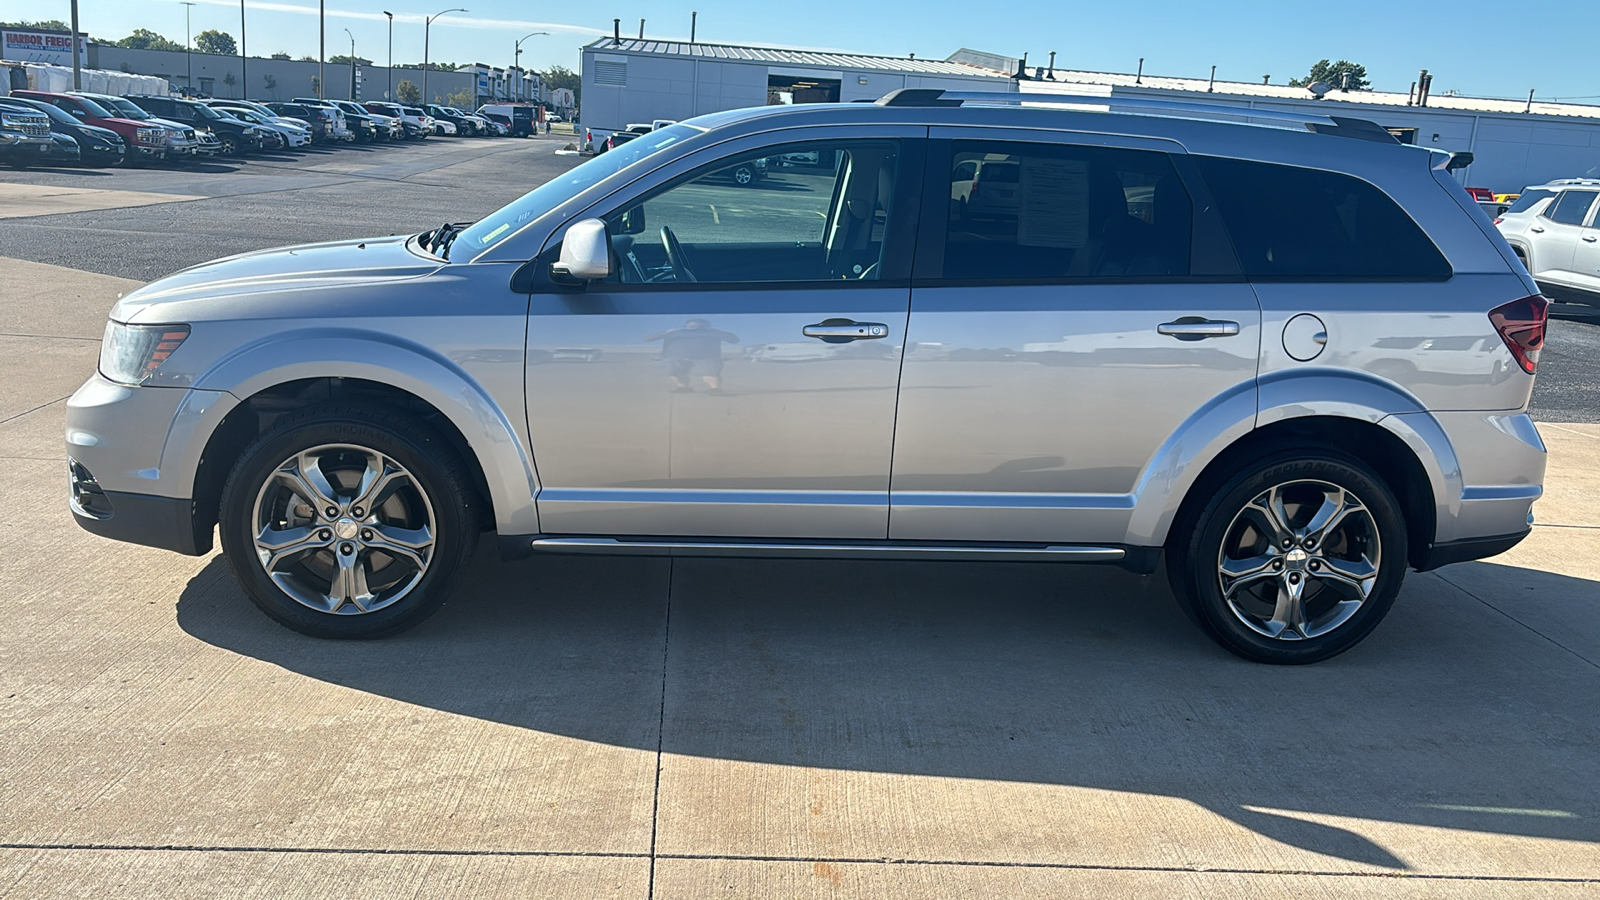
[613,18,621,46]
[690,11,697,44]
[1417,69,1432,107]
[639,18,645,39]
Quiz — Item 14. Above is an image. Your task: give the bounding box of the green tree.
[298,55,316,62]
[270,51,290,60]
[223,71,236,89]
[445,86,473,109]
[0,19,71,31]
[542,64,579,105]
[1289,59,1371,91]
[114,28,185,52]
[195,29,237,56]
[262,72,278,97]
[395,79,421,104]
[328,55,370,66]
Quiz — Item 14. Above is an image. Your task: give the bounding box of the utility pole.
[318,0,325,99]
[69,0,82,89]
[383,11,393,99]
[344,28,355,100]
[424,8,466,105]
[515,31,547,102]
[239,0,247,99]
[180,2,195,93]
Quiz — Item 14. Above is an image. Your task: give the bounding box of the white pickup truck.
[582,118,675,153]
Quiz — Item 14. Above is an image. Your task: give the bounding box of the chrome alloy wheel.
[250,444,436,615]
[1216,480,1381,641]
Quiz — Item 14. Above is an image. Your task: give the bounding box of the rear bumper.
[1416,529,1530,571]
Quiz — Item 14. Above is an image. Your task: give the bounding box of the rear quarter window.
[1195,156,1451,280]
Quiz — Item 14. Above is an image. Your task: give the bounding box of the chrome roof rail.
[875,88,1399,143]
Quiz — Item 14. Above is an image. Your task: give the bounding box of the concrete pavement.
[0,256,1596,898]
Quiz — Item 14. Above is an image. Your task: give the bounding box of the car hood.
[100,116,150,130]
[112,235,444,324]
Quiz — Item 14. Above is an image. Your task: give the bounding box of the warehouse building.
[578,33,1600,193]
[578,36,1012,137]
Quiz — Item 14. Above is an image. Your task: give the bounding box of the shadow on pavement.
[176,549,1600,869]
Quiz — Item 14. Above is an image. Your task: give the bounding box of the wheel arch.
[178,332,540,543]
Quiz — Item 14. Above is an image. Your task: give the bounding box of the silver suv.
[1494,178,1600,303]
[65,89,1550,664]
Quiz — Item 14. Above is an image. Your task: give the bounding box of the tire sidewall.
[1179,451,1409,664]
[218,409,476,639]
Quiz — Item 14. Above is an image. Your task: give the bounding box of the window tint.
[1195,156,1451,279]
[1505,189,1554,215]
[1543,190,1597,226]
[604,140,900,285]
[940,141,1192,280]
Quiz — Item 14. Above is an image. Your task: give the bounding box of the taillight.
[1489,294,1548,374]
[1492,217,1503,225]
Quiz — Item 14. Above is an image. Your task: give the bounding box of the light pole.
[514,31,547,102]
[179,2,195,94]
[423,8,466,104]
[343,28,355,100]
[383,11,393,99]
[317,0,325,99]
[69,0,82,89]
[239,0,247,99]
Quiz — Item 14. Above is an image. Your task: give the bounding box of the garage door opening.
[767,72,841,105]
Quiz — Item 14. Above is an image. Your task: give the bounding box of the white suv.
[1496,179,1600,303]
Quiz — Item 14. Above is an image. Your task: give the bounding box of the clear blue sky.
[52,0,1600,102]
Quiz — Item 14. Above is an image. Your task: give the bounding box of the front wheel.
[1168,450,1408,664]
[219,135,239,156]
[218,405,480,639]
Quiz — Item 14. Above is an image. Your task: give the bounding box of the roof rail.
[875,88,1399,144]
[1547,178,1600,186]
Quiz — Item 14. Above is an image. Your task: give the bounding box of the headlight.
[100,322,189,385]
[166,128,183,139]
[243,126,258,135]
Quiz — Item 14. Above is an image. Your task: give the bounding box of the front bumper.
[66,374,237,556]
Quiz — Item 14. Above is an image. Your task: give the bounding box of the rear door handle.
[1157,319,1240,340]
[1530,226,1545,233]
[803,319,889,343]
[1583,235,1598,243]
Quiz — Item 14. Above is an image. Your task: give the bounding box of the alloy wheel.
[1216,479,1382,641]
[250,443,436,616]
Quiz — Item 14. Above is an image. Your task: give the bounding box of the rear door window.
[1543,190,1597,226]
[937,140,1193,280]
[1195,156,1450,279]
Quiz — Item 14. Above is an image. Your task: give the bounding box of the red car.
[12,90,168,162]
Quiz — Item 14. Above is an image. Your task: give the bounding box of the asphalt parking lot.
[1,140,1598,898]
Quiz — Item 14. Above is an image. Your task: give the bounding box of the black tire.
[219,135,239,156]
[732,163,757,187]
[1167,447,1408,664]
[218,404,480,639]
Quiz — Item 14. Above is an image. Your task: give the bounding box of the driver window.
[605,140,900,285]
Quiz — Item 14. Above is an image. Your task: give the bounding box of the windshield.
[104,98,151,120]
[455,123,700,257]
[12,101,75,125]
[70,97,114,118]
[192,104,226,120]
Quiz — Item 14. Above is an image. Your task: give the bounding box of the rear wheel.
[219,405,479,639]
[1168,450,1408,664]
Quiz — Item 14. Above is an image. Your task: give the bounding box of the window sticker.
[1017,157,1089,249]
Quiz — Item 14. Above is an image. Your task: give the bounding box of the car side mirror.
[550,219,612,281]
[618,205,646,235]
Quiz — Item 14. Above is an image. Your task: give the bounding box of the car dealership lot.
[1,145,1598,898]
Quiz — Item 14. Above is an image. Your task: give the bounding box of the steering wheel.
[659,225,699,283]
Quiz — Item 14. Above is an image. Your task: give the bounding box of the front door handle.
[803,319,889,343]
[1157,318,1240,340]
[1530,226,1545,233]
[1583,235,1598,243]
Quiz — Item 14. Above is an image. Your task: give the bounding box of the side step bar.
[528,537,1127,563]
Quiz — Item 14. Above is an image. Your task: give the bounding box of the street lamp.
[239,0,247,100]
[317,0,325,99]
[514,31,547,102]
[179,2,195,94]
[423,7,466,105]
[383,11,393,100]
[343,28,355,100]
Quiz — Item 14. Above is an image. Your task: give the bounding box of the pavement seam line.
[0,844,1594,883]
[0,394,73,427]
[1432,571,1600,671]
[647,557,674,900]
[0,332,103,342]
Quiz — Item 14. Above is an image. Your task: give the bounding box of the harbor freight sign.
[1,29,88,67]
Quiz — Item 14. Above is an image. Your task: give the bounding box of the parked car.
[1495,178,1600,305]
[476,103,536,136]
[424,105,475,136]
[211,105,311,149]
[0,97,124,167]
[290,99,354,142]
[73,93,202,160]
[13,90,166,163]
[447,107,493,135]
[0,103,53,167]
[123,95,264,156]
[602,129,641,153]
[65,90,1549,665]
[364,102,429,139]
[331,100,398,141]
[263,102,333,144]
[46,131,82,164]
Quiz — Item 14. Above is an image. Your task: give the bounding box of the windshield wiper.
[421,221,470,259]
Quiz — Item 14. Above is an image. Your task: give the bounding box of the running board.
[527,537,1128,563]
